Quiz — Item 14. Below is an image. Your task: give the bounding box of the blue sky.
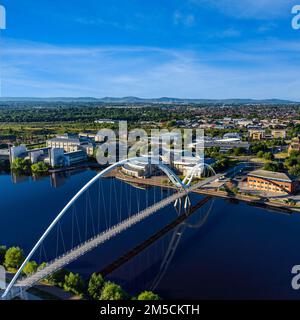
[1,0,300,99]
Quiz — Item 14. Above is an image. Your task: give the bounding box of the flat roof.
[48,137,81,144]
[123,163,145,172]
[215,138,241,143]
[248,170,295,183]
[65,150,86,156]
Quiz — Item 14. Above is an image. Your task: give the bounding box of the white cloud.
[1,39,300,100]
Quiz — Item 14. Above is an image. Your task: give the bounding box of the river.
[1,169,300,299]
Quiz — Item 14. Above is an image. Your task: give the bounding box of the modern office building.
[247,170,298,194]
[10,145,52,164]
[248,129,266,141]
[173,157,215,179]
[121,160,152,178]
[64,150,88,166]
[9,145,27,162]
[46,148,88,167]
[47,134,87,153]
[48,148,65,167]
[79,142,95,157]
[271,129,286,139]
[29,150,44,164]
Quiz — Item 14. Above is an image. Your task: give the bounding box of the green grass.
[274,152,289,160]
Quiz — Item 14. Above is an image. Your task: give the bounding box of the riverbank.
[48,162,102,173]
[114,170,299,214]
[2,271,80,300]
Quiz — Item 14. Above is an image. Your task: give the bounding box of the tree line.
[0,245,160,300]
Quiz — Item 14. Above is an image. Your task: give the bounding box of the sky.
[1,0,300,100]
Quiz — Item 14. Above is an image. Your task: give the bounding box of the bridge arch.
[2,157,193,299]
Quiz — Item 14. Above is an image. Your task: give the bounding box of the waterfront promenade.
[114,170,299,214]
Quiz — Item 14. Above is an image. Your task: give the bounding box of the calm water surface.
[1,170,300,299]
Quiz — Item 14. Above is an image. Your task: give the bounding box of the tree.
[63,272,85,296]
[263,162,282,172]
[23,261,38,276]
[232,147,246,156]
[4,247,24,269]
[250,142,267,154]
[257,151,264,158]
[0,245,6,265]
[289,150,300,158]
[263,152,274,161]
[11,158,30,173]
[212,157,230,172]
[38,262,47,271]
[137,291,160,300]
[88,273,104,300]
[289,165,300,177]
[31,162,49,174]
[100,282,127,300]
[47,268,70,287]
[167,120,176,127]
[284,157,297,169]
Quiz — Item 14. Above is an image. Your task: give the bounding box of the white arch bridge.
[2,157,220,300]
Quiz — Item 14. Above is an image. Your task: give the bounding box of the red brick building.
[247,170,298,194]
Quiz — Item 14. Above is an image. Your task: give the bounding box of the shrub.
[4,247,24,269]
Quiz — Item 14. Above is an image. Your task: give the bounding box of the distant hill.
[0,96,297,104]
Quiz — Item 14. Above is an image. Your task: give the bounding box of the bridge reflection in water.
[101,196,214,293]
